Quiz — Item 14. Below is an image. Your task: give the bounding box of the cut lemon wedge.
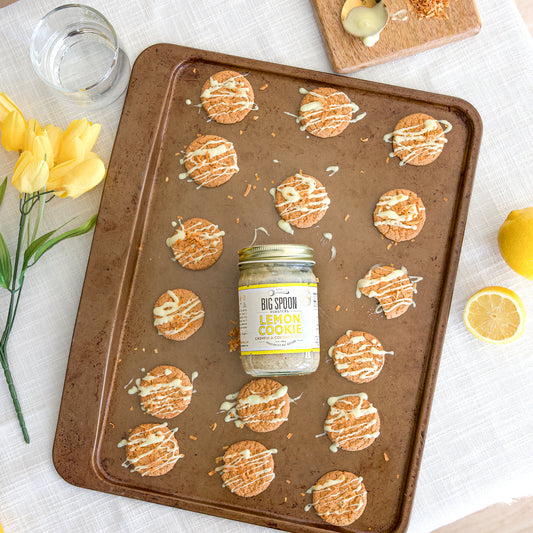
[463,286,526,344]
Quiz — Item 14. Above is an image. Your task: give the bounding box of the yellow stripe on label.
[241,348,320,355]
[239,283,317,290]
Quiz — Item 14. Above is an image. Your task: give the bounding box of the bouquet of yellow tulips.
[0,92,106,443]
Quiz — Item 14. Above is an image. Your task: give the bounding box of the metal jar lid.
[238,244,315,265]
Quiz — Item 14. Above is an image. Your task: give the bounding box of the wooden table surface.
[435,1,533,532]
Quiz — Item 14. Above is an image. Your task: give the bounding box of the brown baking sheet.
[53,44,481,533]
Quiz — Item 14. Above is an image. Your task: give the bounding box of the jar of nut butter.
[238,244,320,376]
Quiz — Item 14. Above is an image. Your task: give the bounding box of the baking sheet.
[53,44,481,533]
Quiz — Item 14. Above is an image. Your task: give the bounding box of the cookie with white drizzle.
[306,470,367,526]
[200,70,255,124]
[373,189,426,242]
[356,265,421,319]
[215,440,277,497]
[128,365,194,419]
[330,331,393,383]
[384,113,452,166]
[153,289,205,341]
[118,422,182,476]
[298,87,365,138]
[223,378,290,432]
[180,135,238,188]
[167,217,225,270]
[274,172,330,228]
[325,393,380,452]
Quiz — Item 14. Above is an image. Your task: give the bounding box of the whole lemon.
[498,208,533,280]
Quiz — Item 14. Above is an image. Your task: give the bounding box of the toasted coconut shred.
[410,0,450,19]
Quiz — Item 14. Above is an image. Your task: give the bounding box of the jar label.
[238,283,320,355]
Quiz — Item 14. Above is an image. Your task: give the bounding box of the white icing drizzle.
[166,219,225,267]
[219,385,289,429]
[295,89,365,135]
[248,226,270,247]
[374,193,425,230]
[275,173,330,226]
[325,393,380,451]
[120,423,182,476]
[330,245,337,261]
[216,447,277,493]
[322,232,333,241]
[277,219,294,235]
[305,473,366,514]
[180,137,238,187]
[326,166,339,176]
[185,99,192,105]
[201,74,255,121]
[153,290,204,335]
[332,332,393,380]
[384,119,452,166]
[273,159,280,163]
[391,9,409,21]
[356,266,416,316]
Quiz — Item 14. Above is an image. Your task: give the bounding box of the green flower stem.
[0,193,31,443]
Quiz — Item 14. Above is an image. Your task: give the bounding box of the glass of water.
[30,4,130,109]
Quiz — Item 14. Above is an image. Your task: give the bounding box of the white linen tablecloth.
[1,1,532,532]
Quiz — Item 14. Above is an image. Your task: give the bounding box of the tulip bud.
[1,110,26,152]
[0,92,25,123]
[31,131,54,168]
[23,119,43,152]
[44,124,63,160]
[63,118,101,152]
[12,150,49,193]
[48,155,105,199]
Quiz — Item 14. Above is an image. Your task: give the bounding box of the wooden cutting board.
[311,0,481,73]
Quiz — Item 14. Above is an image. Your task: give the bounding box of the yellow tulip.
[31,131,54,168]
[63,118,101,151]
[12,151,49,193]
[48,155,105,199]
[1,110,26,152]
[44,124,63,159]
[0,92,25,123]
[56,135,86,164]
[23,119,43,152]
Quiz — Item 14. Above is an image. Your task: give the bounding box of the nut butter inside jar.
[238,244,320,377]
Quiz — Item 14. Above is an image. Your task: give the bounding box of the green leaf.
[22,229,57,270]
[0,177,7,209]
[0,231,12,290]
[31,214,97,265]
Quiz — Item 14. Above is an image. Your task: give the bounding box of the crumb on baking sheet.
[386,157,390,164]
[142,347,145,352]
[271,132,276,137]
[255,173,259,181]
[384,452,390,461]
[228,326,241,352]
[260,83,268,91]
[344,214,350,221]
[444,197,448,202]
[109,421,115,428]
[208,469,216,476]
[244,184,252,197]
[335,305,341,312]
[189,435,198,440]
[284,497,287,503]
[253,116,259,120]
[227,195,233,200]
[286,479,291,484]
[222,445,229,450]
[165,177,169,182]
[387,243,392,250]
[360,170,364,174]
[210,422,217,431]
[287,433,293,439]
[360,137,368,142]
[410,0,450,19]
[239,130,243,135]
[236,218,240,224]
[133,347,138,351]
[252,185,256,189]
[130,406,133,411]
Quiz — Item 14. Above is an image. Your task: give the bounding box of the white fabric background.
[0,1,532,532]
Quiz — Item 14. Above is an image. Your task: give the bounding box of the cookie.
[236,378,290,432]
[325,393,380,452]
[216,440,276,497]
[310,470,367,526]
[138,365,193,419]
[153,289,205,341]
[331,331,391,383]
[374,189,426,242]
[167,217,225,270]
[123,423,182,476]
[356,265,415,319]
[275,173,330,228]
[182,135,238,188]
[201,70,255,124]
[298,87,355,138]
[389,113,449,166]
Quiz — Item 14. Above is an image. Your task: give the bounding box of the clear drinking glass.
[30,4,130,109]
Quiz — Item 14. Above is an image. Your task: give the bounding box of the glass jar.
[238,244,320,376]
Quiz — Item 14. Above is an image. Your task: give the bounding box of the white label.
[238,283,320,355]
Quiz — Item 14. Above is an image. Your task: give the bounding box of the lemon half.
[463,286,526,344]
